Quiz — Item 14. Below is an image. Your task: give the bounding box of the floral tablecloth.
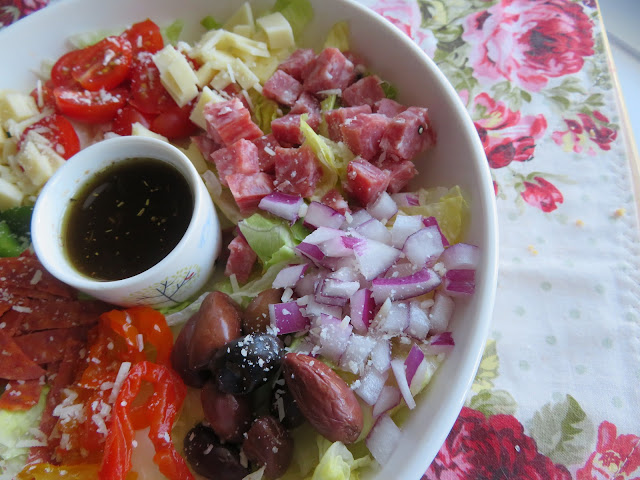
[2,0,639,478]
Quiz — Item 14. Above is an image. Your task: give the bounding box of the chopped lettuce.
[249,90,281,134]
[272,0,314,38]
[311,438,372,480]
[323,21,350,51]
[200,15,222,31]
[380,80,398,100]
[216,260,290,307]
[67,28,121,48]
[162,19,184,45]
[320,94,338,112]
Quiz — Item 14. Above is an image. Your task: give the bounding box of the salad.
[0,0,480,479]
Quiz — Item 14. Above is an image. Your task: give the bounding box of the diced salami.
[192,134,221,159]
[227,172,275,214]
[225,235,258,284]
[271,113,320,147]
[322,189,350,214]
[340,113,391,160]
[275,145,322,198]
[342,76,385,107]
[263,70,303,107]
[13,327,89,365]
[0,256,75,300]
[345,157,390,206]
[252,134,281,174]
[344,51,367,72]
[324,105,372,142]
[0,330,46,380]
[290,92,321,115]
[204,98,263,146]
[303,48,356,94]
[379,159,418,193]
[209,139,260,186]
[379,106,435,161]
[0,378,42,411]
[223,83,251,110]
[278,48,316,82]
[374,98,407,118]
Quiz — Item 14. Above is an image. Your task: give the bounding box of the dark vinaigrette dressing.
[64,158,193,281]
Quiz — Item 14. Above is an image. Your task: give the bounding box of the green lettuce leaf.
[215,260,290,307]
[323,21,350,51]
[200,15,222,31]
[272,0,314,38]
[249,90,281,134]
[162,19,184,45]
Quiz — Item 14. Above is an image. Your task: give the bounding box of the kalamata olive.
[188,291,242,371]
[271,382,306,430]
[211,334,284,395]
[183,423,249,480]
[242,288,283,334]
[171,314,208,388]
[201,380,252,443]
[242,416,293,479]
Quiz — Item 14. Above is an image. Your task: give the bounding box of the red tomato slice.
[111,105,153,136]
[51,49,85,88]
[71,36,133,91]
[20,114,80,159]
[149,102,198,139]
[29,80,57,111]
[128,52,175,115]
[122,19,164,54]
[53,87,128,124]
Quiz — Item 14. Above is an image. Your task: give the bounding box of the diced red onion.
[370,339,391,372]
[347,209,373,229]
[367,191,398,222]
[318,313,342,325]
[391,215,423,248]
[315,291,348,307]
[349,288,374,334]
[272,264,309,289]
[374,300,409,335]
[384,261,417,279]
[354,365,388,405]
[366,414,401,466]
[406,301,430,340]
[304,201,346,230]
[353,239,401,281]
[371,268,441,304]
[301,297,343,319]
[303,226,345,245]
[339,334,376,374]
[404,344,425,386]
[258,192,304,223]
[355,218,392,245]
[329,266,359,283]
[429,292,454,334]
[409,357,436,395]
[390,358,416,409]
[295,272,320,297]
[372,386,401,418]
[423,216,449,246]
[403,226,444,267]
[423,332,455,355]
[391,193,419,207]
[439,243,480,270]
[318,235,362,257]
[443,269,475,296]
[268,302,310,335]
[295,242,325,264]
[320,278,361,299]
[312,321,353,363]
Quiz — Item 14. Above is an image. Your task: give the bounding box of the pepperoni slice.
[0,379,43,411]
[0,330,46,380]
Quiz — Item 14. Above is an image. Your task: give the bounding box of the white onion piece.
[374,300,409,335]
[423,216,449,246]
[312,321,353,363]
[371,268,441,304]
[390,215,423,248]
[347,209,373,229]
[366,191,398,221]
[295,242,325,265]
[354,365,388,405]
[391,192,419,207]
[403,226,445,267]
[353,239,401,281]
[372,386,401,418]
[404,344,425,386]
[366,414,401,466]
[349,288,374,334]
[269,302,310,335]
[429,292,454,334]
[443,269,476,296]
[423,332,455,355]
[370,339,391,372]
[390,358,416,409]
[304,201,346,229]
[439,243,480,270]
[355,218,392,245]
[258,192,304,223]
[272,264,309,289]
[339,334,376,375]
[406,301,430,340]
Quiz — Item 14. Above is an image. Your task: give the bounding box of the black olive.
[183,423,248,480]
[271,382,306,430]
[211,334,284,395]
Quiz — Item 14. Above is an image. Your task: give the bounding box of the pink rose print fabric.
[553,111,618,155]
[521,176,563,212]
[0,0,48,27]
[577,422,640,480]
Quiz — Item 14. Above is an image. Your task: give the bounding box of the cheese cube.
[179,142,208,174]
[190,86,225,129]
[230,58,260,90]
[210,70,233,91]
[0,177,23,209]
[0,92,39,127]
[131,123,169,142]
[153,46,199,107]
[256,13,294,50]
[15,141,54,188]
[232,25,254,38]
[223,2,255,31]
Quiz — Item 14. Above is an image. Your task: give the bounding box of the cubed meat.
[321,189,350,214]
[290,92,321,115]
[275,145,322,198]
[340,113,390,160]
[278,48,317,82]
[379,106,435,161]
[345,157,390,206]
[227,172,275,214]
[303,48,356,94]
[209,139,260,186]
[379,159,418,193]
[263,70,304,107]
[225,235,257,284]
[271,113,321,146]
[251,134,281,174]
[203,98,263,146]
[342,76,385,107]
[324,105,372,142]
[374,98,407,118]
[191,134,222,159]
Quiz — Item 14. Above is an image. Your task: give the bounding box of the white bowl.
[0,1,498,478]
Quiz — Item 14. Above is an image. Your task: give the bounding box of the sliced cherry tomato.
[29,80,57,111]
[53,87,128,124]
[121,19,164,54]
[51,48,85,88]
[149,101,198,139]
[111,105,152,136]
[128,52,175,115]
[71,36,133,91]
[20,114,80,159]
